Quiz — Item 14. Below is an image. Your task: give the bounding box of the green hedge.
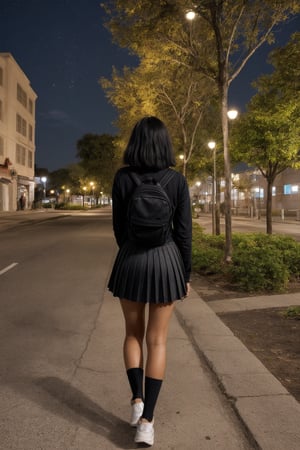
[192,223,300,293]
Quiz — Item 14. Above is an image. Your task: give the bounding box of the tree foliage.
[76,133,118,194]
[48,165,84,194]
[231,32,300,234]
[101,50,218,179]
[101,0,299,259]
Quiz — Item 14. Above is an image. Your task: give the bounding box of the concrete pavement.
[176,291,300,450]
[1,210,300,449]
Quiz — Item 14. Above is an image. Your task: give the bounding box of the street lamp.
[208,141,216,235]
[41,176,47,198]
[227,109,238,218]
[66,188,70,204]
[90,181,95,207]
[195,181,201,216]
[82,186,87,208]
[185,10,196,20]
[179,154,187,176]
[227,109,238,120]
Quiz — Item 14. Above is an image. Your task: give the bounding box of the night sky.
[0,0,298,171]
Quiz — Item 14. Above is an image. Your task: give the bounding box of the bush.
[230,238,289,292]
[192,224,300,293]
[42,203,53,209]
[192,224,224,274]
[55,203,86,210]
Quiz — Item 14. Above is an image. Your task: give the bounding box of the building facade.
[0,53,37,211]
[192,167,300,219]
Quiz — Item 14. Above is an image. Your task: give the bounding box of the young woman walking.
[108,116,192,446]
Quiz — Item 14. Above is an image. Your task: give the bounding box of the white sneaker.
[130,401,144,427]
[134,419,154,446]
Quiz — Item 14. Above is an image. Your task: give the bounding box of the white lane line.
[0,262,19,276]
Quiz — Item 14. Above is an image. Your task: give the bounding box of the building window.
[254,187,264,198]
[22,118,26,136]
[0,99,2,121]
[16,144,21,164]
[0,67,3,86]
[16,114,22,133]
[28,150,33,168]
[0,135,4,156]
[284,184,299,195]
[21,146,26,165]
[29,124,33,141]
[28,99,33,114]
[16,113,27,137]
[16,144,26,166]
[17,83,27,108]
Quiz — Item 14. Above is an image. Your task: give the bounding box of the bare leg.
[140,302,175,422]
[120,298,146,403]
[145,302,175,379]
[119,298,146,369]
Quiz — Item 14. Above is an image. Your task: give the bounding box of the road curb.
[176,291,300,450]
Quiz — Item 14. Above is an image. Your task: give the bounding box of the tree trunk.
[216,178,221,235]
[182,160,187,177]
[220,82,232,261]
[266,179,273,234]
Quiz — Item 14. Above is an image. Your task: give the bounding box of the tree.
[182,1,299,260]
[231,33,300,234]
[102,0,299,261]
[76,133,118,194]
[101,56,217,178]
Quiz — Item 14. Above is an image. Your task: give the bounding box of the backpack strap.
[129,169,175,187]
[129,171,142,186]
[159,169,175,188]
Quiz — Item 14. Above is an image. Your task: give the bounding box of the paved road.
[0,212,256,449]
[1,210,299,449]
[0,212,116,449]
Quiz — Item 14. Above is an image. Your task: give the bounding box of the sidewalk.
[176,290,300,450]
[1,210,300,448]
[67,287,300,449]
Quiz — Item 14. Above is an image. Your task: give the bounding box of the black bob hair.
[123,116,176,170]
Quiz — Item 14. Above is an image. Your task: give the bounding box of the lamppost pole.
[90,181,95,207]
[208,141,216,235]
[82,186,87,208]
[41,176,47,199]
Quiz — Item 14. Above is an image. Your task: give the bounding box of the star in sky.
[0,1,298,171]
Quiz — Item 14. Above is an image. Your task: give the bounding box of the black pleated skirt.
[108,239,187,303]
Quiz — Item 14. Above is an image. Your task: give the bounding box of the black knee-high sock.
[142,376,162,422]
[126,368,144,401]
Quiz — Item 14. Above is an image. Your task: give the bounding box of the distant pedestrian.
[19,194,26,210]
[108,116,192,446]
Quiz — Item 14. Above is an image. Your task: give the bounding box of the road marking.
[0,262,18,276]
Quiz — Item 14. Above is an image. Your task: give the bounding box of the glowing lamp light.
[185,10,196,20]
[227,109,238,120]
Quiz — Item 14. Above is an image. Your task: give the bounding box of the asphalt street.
[0,210,299,449]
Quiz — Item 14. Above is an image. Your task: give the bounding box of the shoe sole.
[134,436,154,446]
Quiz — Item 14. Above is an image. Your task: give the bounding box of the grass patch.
[283,306,300,319]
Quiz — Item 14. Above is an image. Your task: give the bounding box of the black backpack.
[127,170,175,247]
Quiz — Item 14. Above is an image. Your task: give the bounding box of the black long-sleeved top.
[111,166,192,282]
